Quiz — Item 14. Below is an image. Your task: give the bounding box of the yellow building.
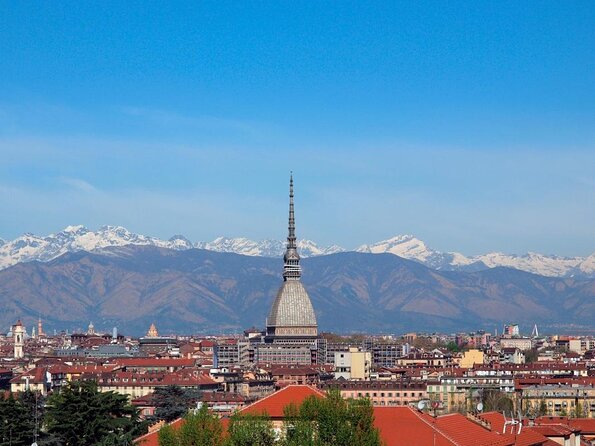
[459,349,484,368]
[334,347,371,380]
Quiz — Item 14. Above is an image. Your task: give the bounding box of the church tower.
[257,174,319,364]
[13,320,25,359]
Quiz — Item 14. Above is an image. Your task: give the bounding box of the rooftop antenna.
[503,411,521,434]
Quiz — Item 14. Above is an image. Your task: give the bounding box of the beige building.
[426,380,467,414]
[520,384,595,417]
[334,347,371,380]
[10,367,49,396]
[500,337,532,350]
[459,349,484,368]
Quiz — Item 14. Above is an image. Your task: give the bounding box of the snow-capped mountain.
[0,225,193,270]
[356,235,594,278]
[0,226,592,278]
[0,226,343,271]
[196,237,344,258]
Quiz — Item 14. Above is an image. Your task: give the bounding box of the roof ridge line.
[410,408,460,446]
[239,384,324,414]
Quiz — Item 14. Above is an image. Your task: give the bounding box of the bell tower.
[13,320,25,359]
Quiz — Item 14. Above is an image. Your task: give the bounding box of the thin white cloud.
[57,177,99,193]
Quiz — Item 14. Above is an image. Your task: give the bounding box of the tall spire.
[283,173,301,281]
[288,172,296,249]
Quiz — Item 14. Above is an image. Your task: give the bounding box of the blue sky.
[0,2,594,256]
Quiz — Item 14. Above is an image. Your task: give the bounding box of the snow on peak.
[61,225,88,234]
[195,237,344,258]
[355,235,592,278]
[356,234,431,259]
[0,226,591,279]
[0,225,192,270]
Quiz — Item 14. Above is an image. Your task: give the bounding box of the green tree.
[284,403,315,446]
[226,412,276,446]
[151,385,202,423]
[158,424,179,446]
[0,393,35,446]
[446,341,460,353]
[537,398,548,416]
[523,349,539,363]
[481,390,514,414]
[158,405,224,446]
[572,402,583,418]
[45,380,145,446]
[179,405,224,446]
[283,389,382,446]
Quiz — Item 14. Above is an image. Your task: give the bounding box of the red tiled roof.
[113,358,195,367]
[479,412,550,445]
[479,412,506,433]
[49,365,119,374]
[373,407,456,446]
[241,385,324,418]
[135,418,185,446]
[568,418,595,434]
[435,413,513,446]
[529,425,572,437]
[270,366,318,375]
[513,428,553,446]
[10,367,46,384]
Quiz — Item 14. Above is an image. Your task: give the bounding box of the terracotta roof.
[513,428,553,446]
[435,413,513,446]
[479,412,506,432]
[10,367,47,384]
[49,365,119,374]
[568,418,595,434]
[135,418,184,446]
[113,358,195,367]
[270,366,318,375]
[241,385,324,418]
[373,407,456,446]
[529,425,572,437]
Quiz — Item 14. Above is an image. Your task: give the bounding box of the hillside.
[0,245,592,335]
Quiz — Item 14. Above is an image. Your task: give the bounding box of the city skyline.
[1,3,594,256]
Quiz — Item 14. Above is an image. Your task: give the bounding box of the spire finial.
[283,173,301,280]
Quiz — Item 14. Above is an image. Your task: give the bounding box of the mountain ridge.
[0,225,593,278]
[1,245,592,335]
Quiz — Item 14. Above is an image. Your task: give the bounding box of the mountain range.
[1,225,593,278]
[1,245,593,336]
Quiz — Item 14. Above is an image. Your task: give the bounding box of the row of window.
[349,391,425,398]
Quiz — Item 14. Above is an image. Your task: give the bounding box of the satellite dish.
[477,402,484,412]
[417,401,426,411]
